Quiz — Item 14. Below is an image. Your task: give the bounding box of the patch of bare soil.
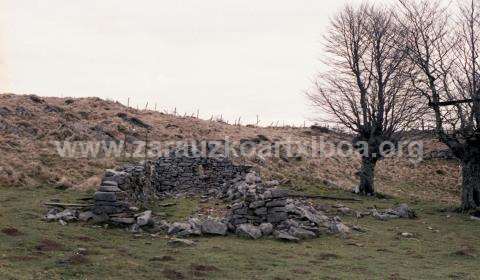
[162,269,185,280]
[316,252,340,260]
[67,254,89,265]
[1,227,23,236]
[149,255,175,262]
[35,239,64,252]
[77,236,95,242]
[291,268,310,274]
[190,263,220,278]
[453,246,477,258]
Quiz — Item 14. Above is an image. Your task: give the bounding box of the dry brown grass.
[0,93,461,203]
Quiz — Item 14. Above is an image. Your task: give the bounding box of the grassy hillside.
[0,93,461,204]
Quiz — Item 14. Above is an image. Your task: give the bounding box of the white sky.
[0,0,388,125]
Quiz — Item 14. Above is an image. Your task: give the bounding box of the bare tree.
[308,3,422,195]
[399,0,480,210]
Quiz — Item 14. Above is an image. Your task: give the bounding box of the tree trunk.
[358,156,377,196]
[461,158,480,211]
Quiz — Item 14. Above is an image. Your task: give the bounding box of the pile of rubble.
[44,153,416,242]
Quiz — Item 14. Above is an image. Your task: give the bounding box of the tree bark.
[461,158,480,211]
[358,156,377,196]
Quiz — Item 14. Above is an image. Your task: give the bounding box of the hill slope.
[0,93,461,204]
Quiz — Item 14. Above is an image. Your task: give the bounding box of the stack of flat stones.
[92,179,129,215]
[224,173,340,241]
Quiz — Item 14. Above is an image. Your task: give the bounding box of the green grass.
[1,186,480,280]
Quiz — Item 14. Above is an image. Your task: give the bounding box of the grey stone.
[264,180,280,187]
[91,213,110,223]
[93,206,123,215]
[79,211,95,222]
[233,207,248,215]
[288,227,317,239]
[45,209,78,222]
[99,185,122,192]
[270,189,289,199]
[102,180,118,187]
[268,207,287,213]
[267,212,288,223]
[392,204,416,219]
[259,223,274,236]
[167,238,195,247]
[201,219,228,236]
[297,206,329,225]
[266,199,287,207]
[245,172,258,184]
[230,202,245,210]
[236,224,262,239]
[167,222,193,236]
[254,207,267,216]
[111,217,136,224]
[94,201,125,207]
[230,217,248,225]
[273,230,299,242]
[187,218,202,235]
[136,210,153,226]
[249,200,266,209]
[372,209,399,221]
[329,221,351,236]
[94,192,117,202]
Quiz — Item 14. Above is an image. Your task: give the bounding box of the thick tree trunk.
[461,158,480,211]
[358,156,377,196]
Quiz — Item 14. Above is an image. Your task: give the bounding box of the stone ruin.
[44,150,416,241]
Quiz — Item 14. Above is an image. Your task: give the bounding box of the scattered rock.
[288,227,317,239]
[273,230,299,242]
[329,221,351,236]
[110,217,136,224]
[167,238,196,247]
[136,210,153,227]
[259,223,274,236]
[99,185,122,192]
[391,204,417,219]
[201,219,228,236]
[372,209,398,221]
[78,211,95,222]
[399,232,414,238]
[45,209,78,222]
[236,224,262,239]
[168,222,193,236]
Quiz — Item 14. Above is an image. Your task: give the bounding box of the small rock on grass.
[136,211,153,226]
[288,227,316,239]
[167,238,196,247]
[201,219,228,236]
[236,224,262,239]
[273,230,299,242]
[259,223,274,236]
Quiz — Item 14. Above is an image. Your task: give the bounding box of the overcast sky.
[0,0,388,125]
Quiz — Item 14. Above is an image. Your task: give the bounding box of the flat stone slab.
[94,192,117,202]
[102,181,119,187]
[201,220,228,235]
[99,185,122,192]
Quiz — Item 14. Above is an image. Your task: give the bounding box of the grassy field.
[1,185,479,280]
